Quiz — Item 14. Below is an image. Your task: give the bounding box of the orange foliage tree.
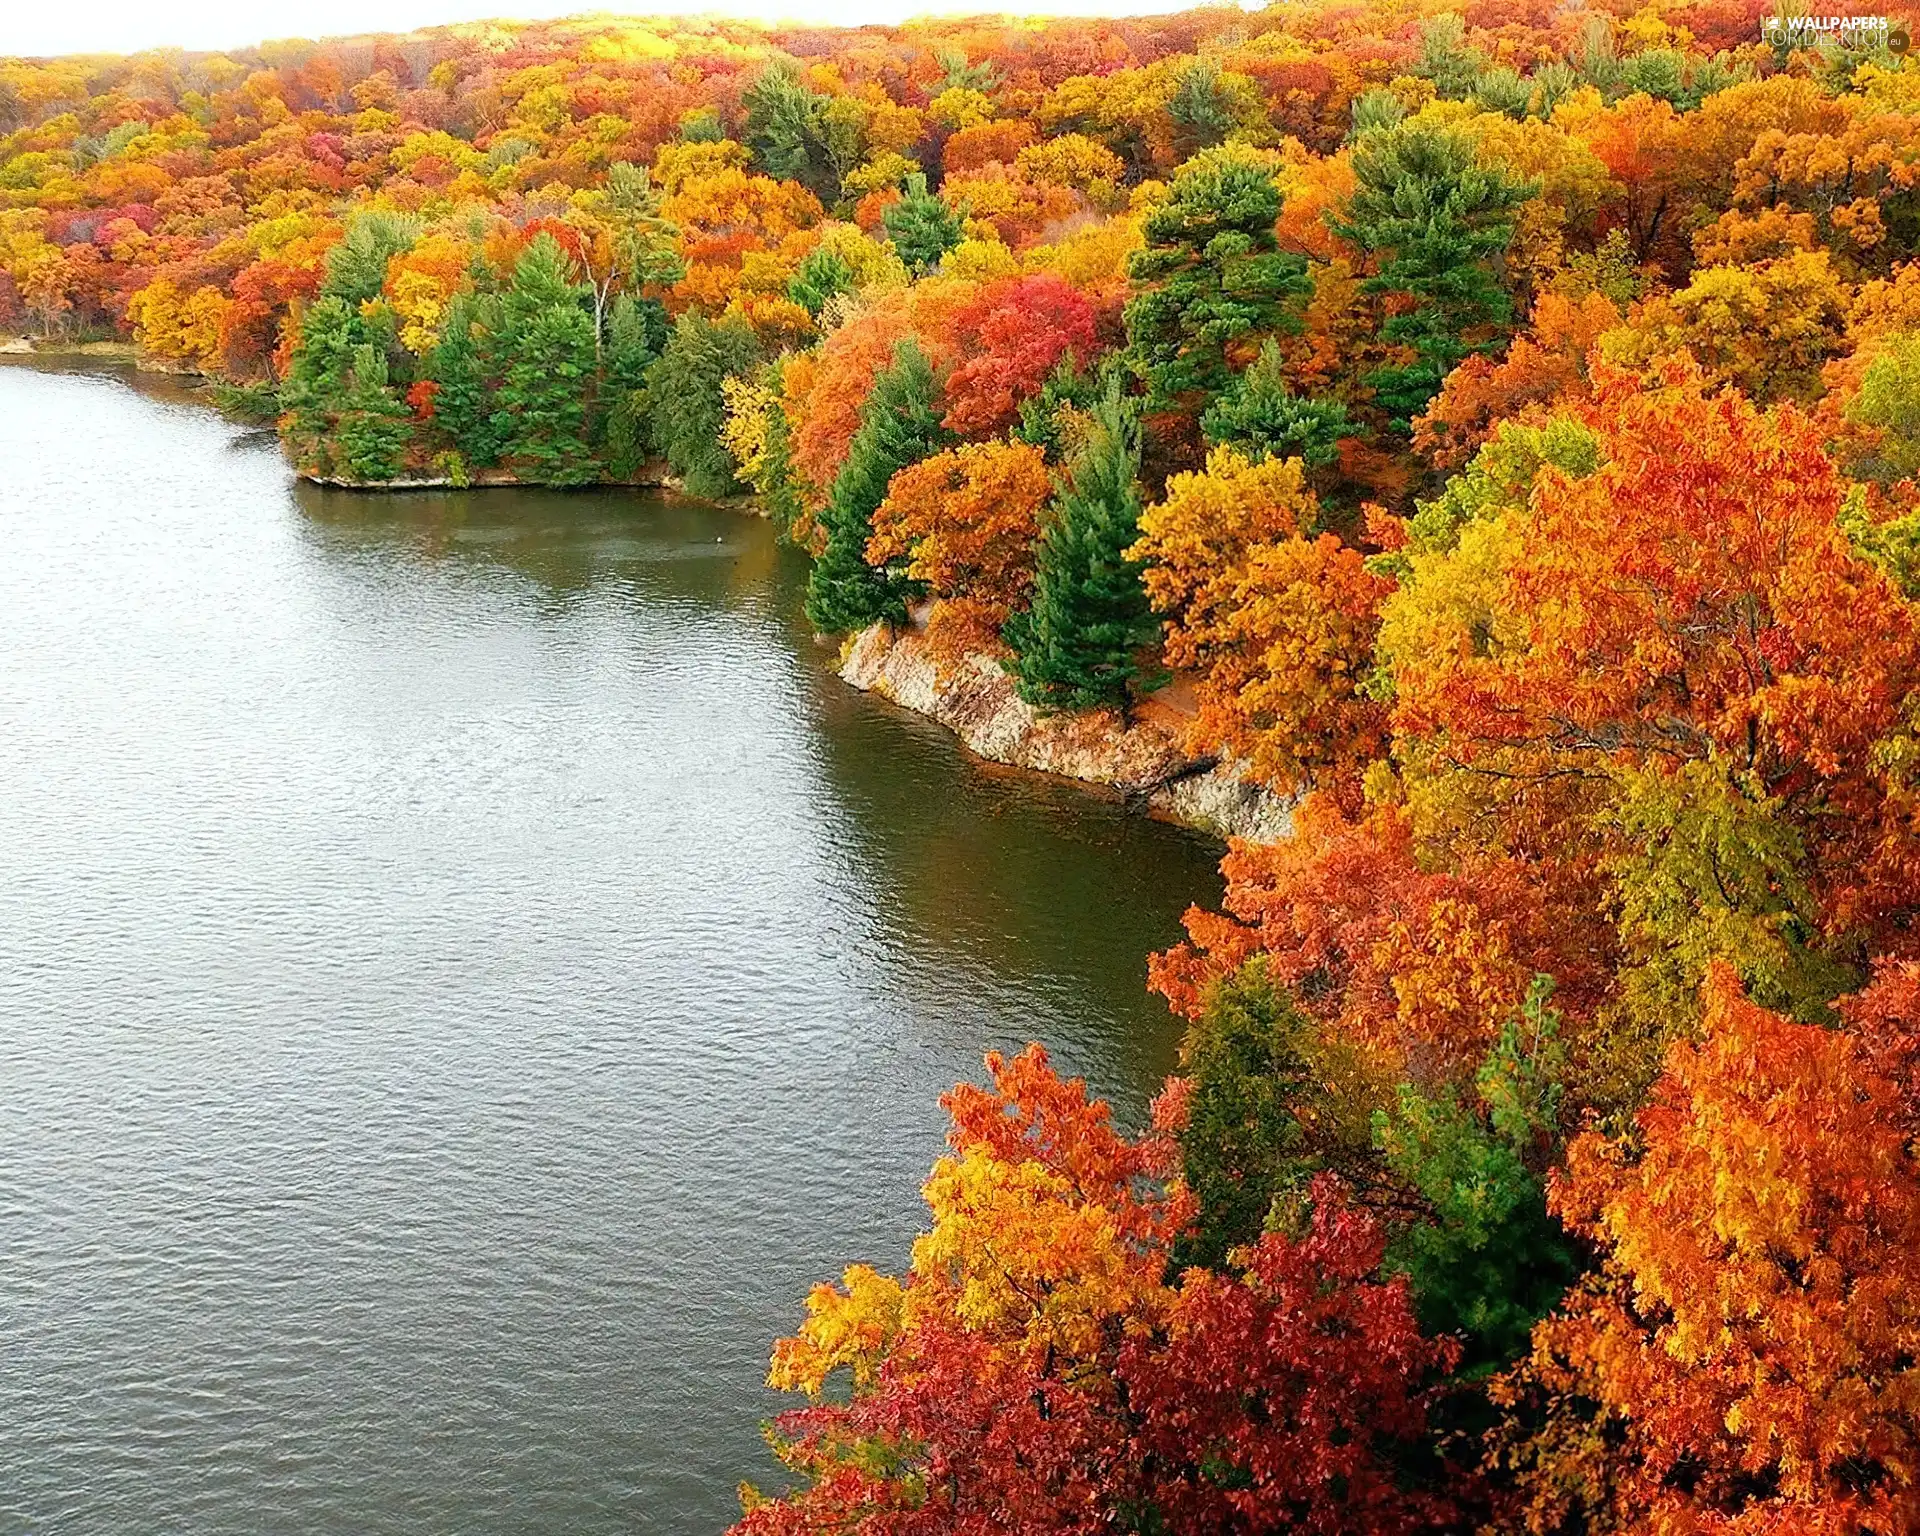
[1130,447,1390,799]
[1412,288,1621,467]
[867,437,1052,656]
[940,272,1099,438]
[1387,358,1920,949]
[786,295,919,496]
[1496,963,1920,1536]
[1148,791,1613,1086]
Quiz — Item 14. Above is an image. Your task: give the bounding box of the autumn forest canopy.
[8,0,1920,1528]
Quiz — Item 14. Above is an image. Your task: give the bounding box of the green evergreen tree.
[280,294,406,474]
[882,173,963,275]
[207,378,281,424]
[804,340,949,633]
[332,343,414,481]
[743,63,838,203]
[278,295,360,467]
[1470,66,1533,118]
[1412,12,1489,99]
[598,291,668,478]
[1200,339,1352,471]
[1123,156,1311,420]
[1372,978,1581,1374]
[1329,123,1534,426]
[679,106,725,143]
[786,246,854,318]
[1167,59,1249,159]
[321,211,421,305]
[1171,961,1331,1271]
[424,290,507,469]
[933,45,1001,94]
[1013,356,1102,462]
[488,235,599,486]
[1529,61,1582,119]
[648,310,766,498]
[603,291,667,393]
[1348,86,1407,139]
[1003,390,1160,711]
[1571,13,1625,95]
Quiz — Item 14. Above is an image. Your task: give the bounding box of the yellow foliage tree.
[1130,448,1389,799]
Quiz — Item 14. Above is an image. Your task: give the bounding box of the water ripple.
[0,363,1220,1535]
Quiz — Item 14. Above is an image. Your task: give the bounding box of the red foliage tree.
[736,1052,1456,1535]
[940,272,1098,437]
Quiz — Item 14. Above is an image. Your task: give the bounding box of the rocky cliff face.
[839,621,1293,845]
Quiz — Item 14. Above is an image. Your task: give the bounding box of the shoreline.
[298,464,688,492]
[304,463,1292,843]
[839,620,1292,846]
[12,352,1285,846]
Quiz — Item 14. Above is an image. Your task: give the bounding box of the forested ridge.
[7,2,1920,1529]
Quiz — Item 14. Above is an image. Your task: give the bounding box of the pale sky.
[4,0,1203,60]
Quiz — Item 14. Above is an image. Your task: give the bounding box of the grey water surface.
[0,363,1221,1534]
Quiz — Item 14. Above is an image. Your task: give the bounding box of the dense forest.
[7,0,1920,1528]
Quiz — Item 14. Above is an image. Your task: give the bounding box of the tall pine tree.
[424,290,507,470]
[882,174,963,276]
[598,291,668,478]
[332,343,414,481]
[320,212,420,307]
[1329,123,1534,426]
[742,63,838,203]
[1124,155,1311,422]
[279,293,406,478]
[278,296,360,472]
[649,311,765,498]
[1003,391,1161,712]
[1200,339,1352,472]
[804,340,949,634]
[489,235,600,486]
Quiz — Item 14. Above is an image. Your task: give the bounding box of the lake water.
[0,363,1221,1534]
